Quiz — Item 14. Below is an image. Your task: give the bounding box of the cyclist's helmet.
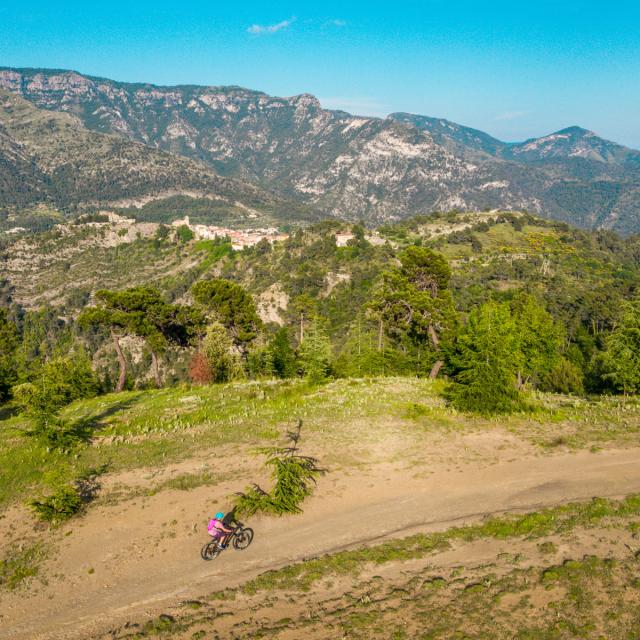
[215,512,224,520]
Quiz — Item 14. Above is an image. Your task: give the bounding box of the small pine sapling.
[235,420,325,516]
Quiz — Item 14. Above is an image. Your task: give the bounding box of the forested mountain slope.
[0,90,321,224]
[2,67,640,232]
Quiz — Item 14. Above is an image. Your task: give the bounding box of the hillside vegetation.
[2,211,640,404]
[2,210,637,391]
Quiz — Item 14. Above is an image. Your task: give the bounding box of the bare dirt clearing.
[2,445,640,640]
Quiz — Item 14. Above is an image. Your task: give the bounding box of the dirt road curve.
[3,447,640,640]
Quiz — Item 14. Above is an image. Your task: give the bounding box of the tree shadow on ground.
[73,394,144,437]
[0,403,20,421]
[75,464,110,504]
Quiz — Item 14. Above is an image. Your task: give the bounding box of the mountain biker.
[207,511,235,548]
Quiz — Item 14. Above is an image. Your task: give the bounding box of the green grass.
[3,377,640,512]
[0,542,48,590]
[0,378,440,508]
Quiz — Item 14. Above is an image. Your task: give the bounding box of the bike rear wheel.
[233,527,254,550]
[201,540,222,561]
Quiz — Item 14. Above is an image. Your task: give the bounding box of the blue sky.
[1,1,639,147]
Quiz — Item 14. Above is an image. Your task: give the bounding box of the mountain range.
[1,67,639,233]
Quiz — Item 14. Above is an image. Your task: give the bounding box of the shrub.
[188,351,213,384]
[541,358,585,395]
[29,484,83,524]
[202,322,244,383]
[175,225,195,243]
[235,421,324,517]
[0,543,47,590]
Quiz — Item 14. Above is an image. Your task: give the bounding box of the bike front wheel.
[233,527,254,550]
[201,541,222,561]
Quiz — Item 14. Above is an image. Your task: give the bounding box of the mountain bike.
[201,522,254,561]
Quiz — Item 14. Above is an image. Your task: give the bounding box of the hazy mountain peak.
[507,125,632,164]
[555,125,593,136]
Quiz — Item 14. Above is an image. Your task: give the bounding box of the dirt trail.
[2,447,640,640]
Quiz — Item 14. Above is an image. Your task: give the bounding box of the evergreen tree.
[603,299,640,395]
[368,246,457,378]
[268,327,296,378]
[511,294,563,388]
[12,353,98,449]
[449,301,523,415]
[333,316,412,377]
[80,287,202,389]
[541,357,585,395]
[245,340,275,379]
[192,279,262,348]
[290,293,317,345]
[0,308,18,402]
[235,421,324,516]
[297,320,332,384]
[79,295,135,392]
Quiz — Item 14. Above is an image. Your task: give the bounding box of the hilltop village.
[169,216,289,250]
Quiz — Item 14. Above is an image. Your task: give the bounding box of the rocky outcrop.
[2,67,640,232]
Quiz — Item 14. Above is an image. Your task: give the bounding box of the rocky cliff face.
[2,68,640,232]
[0,88,315,222]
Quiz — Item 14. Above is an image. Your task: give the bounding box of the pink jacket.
[208,518,224,536]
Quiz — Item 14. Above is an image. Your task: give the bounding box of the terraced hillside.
[2,211,638,337]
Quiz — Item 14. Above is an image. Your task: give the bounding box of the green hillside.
[1,209,638,398]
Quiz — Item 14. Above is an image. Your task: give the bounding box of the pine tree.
[603,299,640,395]
[449,301,522,415]
[268,327,296,378]
[368,246,457,378]
[192,279,262,348]
[80,287,202,389]
[0,308,18,402]
[297,320,332,384]
[334,316,389,377]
